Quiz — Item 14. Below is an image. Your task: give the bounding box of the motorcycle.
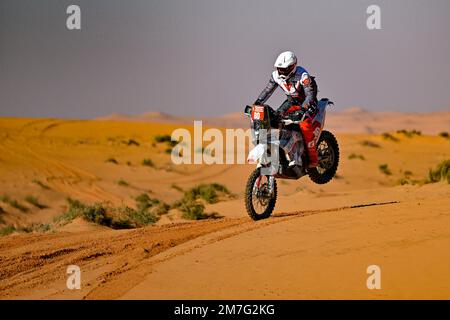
[243,98,339,220]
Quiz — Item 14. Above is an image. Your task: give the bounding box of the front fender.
[247,144,266,164]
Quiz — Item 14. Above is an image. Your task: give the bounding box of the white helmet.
[274,51,297,79]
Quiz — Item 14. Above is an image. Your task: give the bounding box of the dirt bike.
[243,99,339,220]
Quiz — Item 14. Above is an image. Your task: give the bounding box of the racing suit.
[254,66,319,167]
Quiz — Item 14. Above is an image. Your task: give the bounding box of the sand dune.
[96,108,450,134]
[0,116,449,299]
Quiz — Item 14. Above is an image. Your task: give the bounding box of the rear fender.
[313,98,333,133]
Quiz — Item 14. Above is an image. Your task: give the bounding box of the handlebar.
[280,119,299,125]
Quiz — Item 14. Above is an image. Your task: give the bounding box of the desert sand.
[97,107,450,134]
[0,114,449,299]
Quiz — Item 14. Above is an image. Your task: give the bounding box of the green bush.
[35,223,51,232]
[54,196,167,229]
[142,158,155,167]
[382,132,399,142]
[82,203,112,226]
[25,195,47,209]
[179,199,207,220]
[124,139,140,146]
[396,129,421,137]
[404,170,413,176]
[184,183,231,204]
[427,160,450,184]
[438,132,449,139]
[0,195,28,213]
[172,183,229,220]
[171,184,183,192]
[117,179,129,187]
[154,134,172,143]
[33,179,51,190]
[105,157,118,164]
[135,193,169,215]
[348,153,365,160]
[0,223,51,236]
[0,225,16,236]
[360,140,381,148]
[121,207,158,227]
[379,164,392,176]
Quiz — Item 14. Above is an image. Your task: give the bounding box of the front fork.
[267,175,275,195]
[255,173,275,197]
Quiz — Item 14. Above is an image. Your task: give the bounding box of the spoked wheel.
[245,168,277,221]
[308,130,340,184]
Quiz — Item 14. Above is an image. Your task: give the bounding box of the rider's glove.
[290,109,303,122]
[304,104,317,120]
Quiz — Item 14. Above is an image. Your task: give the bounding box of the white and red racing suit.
[255,66,319,167]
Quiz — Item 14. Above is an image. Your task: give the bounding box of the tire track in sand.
[0,200,398,299]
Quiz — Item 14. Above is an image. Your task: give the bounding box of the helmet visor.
[277,64,295,77]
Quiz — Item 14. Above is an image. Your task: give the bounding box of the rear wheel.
[245,168,277,220]
[308,130,339,184]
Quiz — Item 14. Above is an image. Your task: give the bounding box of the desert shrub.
[0,195,28,213]
[0,225,16,236]
[33,179,51,190]
[348,153,365,160]
[118,206,158,227]
[0,223,51,236]
[25,195,47,209]
[398,178,409,185]
[142,158,155,167]
[404,170,413,176]
[171,184,183,192]
[379,164,392,176]
[135,194,169,215]
[154,134,172,143]
[18,223,51,234]
[155,134,178,156]
[54,197,165,229]
[105,157,118,164]
[184,183,231,204]
[360,140,381,148]
[110,205,162,229]
[382,132,399,142]
[172,183,229,220]
[427,160,450,184]
[438,132,449,139]
[396,129,421,137]
[135,193,159,209]
[124,139,140,146]
[35,223,51,232]
[82,203,112,226]
[179,199,207,220]
[54,198,88,224]
[117,179,129,187]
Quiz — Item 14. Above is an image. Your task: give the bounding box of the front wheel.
[245,168,277,221]
[308,130,340,184]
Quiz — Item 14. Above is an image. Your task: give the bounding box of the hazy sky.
[0,0,449,118]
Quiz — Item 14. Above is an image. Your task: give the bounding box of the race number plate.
[251,106,265,120]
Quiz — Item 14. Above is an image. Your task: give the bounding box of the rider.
[253,51,319,168]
